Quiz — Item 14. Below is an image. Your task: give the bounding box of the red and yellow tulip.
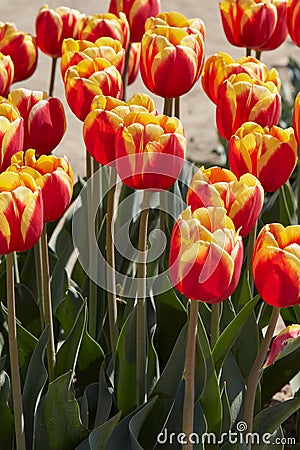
[0,22,37,83]
[115,111,186,190]
[64,58,123,121]
[201,52,281,104]
[35,5,82,58]
[0,100,24,172]
[61,37,125,81]
[8,88,66,156]
[77,13,130,49]
[0,53,14,97]
[287,0,300,47]
[0,170,43,254]
[228,122,298,192]
[140,12,205,98]
[255,0,288,52]
[263,325,300,367]
[252,223,300,307]
[127,42,140,85]
[169,206,243,303]
[186,166,264,237]
[216,73,281,141]
[108,0,160,43]
[9,149,73,223]
[292,91,300,146]
[83,93,155,166]
[219,0,278,49]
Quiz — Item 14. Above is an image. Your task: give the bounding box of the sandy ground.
[2,0,300,176]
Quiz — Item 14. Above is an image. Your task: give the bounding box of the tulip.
[169,206,243,303]
[35,5,82,58]
[219,0,277,49]
[216,73,281,141]
[252,223,300,307]
[8,88,66,156]
[61,37,125,81]
[201,52,281,104]
[292,91,300,145]
[0,99,24,172]
[287,0,300,47]
[228,122,298,192]
[0,170,43,254]
[64,58,123,121]
[115,111,186,190]
[0,53,14,97]
[108,0,160,43]
[83,93,155,166]
[255,0,288,52]
[263,324,300,367]
[140,12,205,98]
[186,166,264,237]
[0,22,37,83]
[77,13,130,49]
[8,149,73,223]
[127,42,140,85]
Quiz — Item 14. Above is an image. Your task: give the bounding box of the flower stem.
[182,300,199,450]
[175,96,180,119]
[255,50,262,61]
[247,220,258,296]
[106,165,119,361]
[163,97,174,116]
[243,307,280,448]
[6,252,26,450]
[246,48,251,57]
[122,43,131,101]
[136,190,151,406]
[40,224,56,381]
[49,57,57,97]
[211,303,220,349]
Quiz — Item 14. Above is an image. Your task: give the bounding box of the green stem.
[255,50,262,61]
[13,252,20,284]
[297,149,300,224]
[122,43,131,101]
[40,225,56,381]
[106,165,119,361]
[49,57,57,97]
[247,221,258,296]
[163,97,174,116]
[175,96,180,119]
[86,151,92,181]
[243,307,280,448]
[246,48,251,57]
[182,300,199,450]
[34,240,44,329]
[6,253,26,450]
[210,303,220,349]
[136,190,151,406]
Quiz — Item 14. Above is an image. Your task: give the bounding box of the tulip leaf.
[279,181,297,226]
[0,369,14,448]
[34,371,89,450]
[22,327,49,450]
[128,396,159,449]
[212,295,260,373]
[89,411,122,450]
[221,352,245,425]
[50,236,74,310]
[94,362,113,428]
[79,382,99,430]
[15,283,42,337]
[105,407,145,450]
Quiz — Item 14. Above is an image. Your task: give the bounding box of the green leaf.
[15,283,42,337]
[34,372,88,450]
[94,363,113,428]
[279,181,297,226]
[89,411,122,450]
[0,370,14,448]
[212,296,260,373]
[23,327,49,450]
[220,352,245,426]
[129,397,158,450]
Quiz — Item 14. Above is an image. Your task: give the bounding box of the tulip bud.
[186,166,264,237]
[219,0,277,49]
[9,149,73,223]
[8,88,66,156]
[64,58,123,121]
[0,22,37,83]
[140,12,205,98]
[216,73,281,141]
[108,0,160,43]
[77,13,130,49]
[83,93,155,166]
[115,111,186,190]
[263,325,300,367]
[0,52,14,97]
[252,223,300,308]
[0,171,43,253]
[169,206,243,303]
[228,122,298,192]
[202,52,281,104]
[0,99,24,172]
[287,0,300,47]
[35,5,82,58]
